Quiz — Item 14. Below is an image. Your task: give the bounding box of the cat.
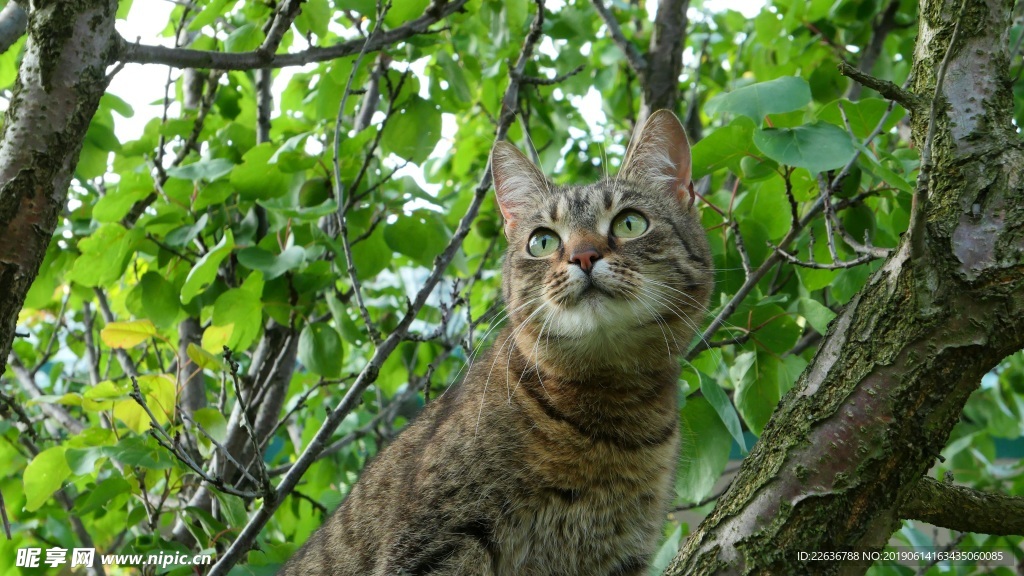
[279,110,712,576]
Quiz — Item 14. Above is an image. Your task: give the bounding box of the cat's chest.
[493,438,678,576]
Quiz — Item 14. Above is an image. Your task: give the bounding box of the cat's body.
[280,111,711,576]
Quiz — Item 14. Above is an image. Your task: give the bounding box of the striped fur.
[280,111,711,575]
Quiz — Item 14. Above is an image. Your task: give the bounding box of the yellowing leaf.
[138,374,176,424]
[100,320,157,348]
[113,399,148,434]
[187,342,227,371]
[202,323,234,353]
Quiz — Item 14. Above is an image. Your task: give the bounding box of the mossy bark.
[668,0,1024,573]
[0,0,117,377]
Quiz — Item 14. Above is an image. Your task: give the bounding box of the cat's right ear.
[490,141,549,236]
[619,110,693,207]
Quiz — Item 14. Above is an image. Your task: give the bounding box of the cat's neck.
[489,326,682,400]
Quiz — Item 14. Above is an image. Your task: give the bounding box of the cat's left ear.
[490,141,550,235]
[619,110,693,207]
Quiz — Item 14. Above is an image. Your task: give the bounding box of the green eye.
[611,211,649,238]
[527,229,560,257]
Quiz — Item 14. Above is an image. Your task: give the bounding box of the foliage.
[0,0,1022,574]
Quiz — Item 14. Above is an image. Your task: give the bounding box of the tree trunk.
[668,0,1024,573]
[0,0,116,378]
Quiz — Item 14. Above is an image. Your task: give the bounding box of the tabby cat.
[279,110,712,576]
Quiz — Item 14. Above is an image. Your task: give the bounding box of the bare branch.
[520,64,586,86]
[259,0,303,59]
[8,357,85,434]
[845,0,902,100]
[115,0,469,70]
[901,476,1024,536]
[0,2,26,55]
[838,60,919,110]
[333,0,392,346]
[0,487,10,540]
[590,0,647,76]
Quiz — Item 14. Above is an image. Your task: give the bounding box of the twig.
[258,0,303,60]
[0,487,10,540]
[8,357,85,434]
[115,0,470,70]
[838,61,919,110]
[223,348,274,501]
[333,0,392,346]
[520,64,586,85]
[82,302,102,386]
[0,389,36,439]
[590,0,647,76]
[129,376,259,499]
[770,244,877,270]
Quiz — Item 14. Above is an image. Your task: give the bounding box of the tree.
[0,0,1022,575]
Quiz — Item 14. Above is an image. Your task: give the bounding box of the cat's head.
[490,111,712,375]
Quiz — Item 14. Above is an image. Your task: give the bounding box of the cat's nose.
[570,248,601,273]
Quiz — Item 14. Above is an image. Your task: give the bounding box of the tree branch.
[838,60,920,110]
[590,0,647,77]
[901,476,1024,536]
[0,1,27,55]
[115,0,469,70]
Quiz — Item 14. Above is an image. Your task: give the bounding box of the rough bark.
[0,0,117,379]
[640,0,689,123]
[668,0,1024,573]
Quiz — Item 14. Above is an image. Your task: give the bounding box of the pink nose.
[570,248,601,272]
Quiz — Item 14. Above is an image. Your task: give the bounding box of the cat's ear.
[619,110,693,206]
[490,141,550,234]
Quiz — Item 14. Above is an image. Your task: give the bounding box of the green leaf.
[347,226,392,279]
[701,377,747,454]
[24,446,71,511]
[383,212,450,267]
[677,397,731,503]
[225,23,265,53]
[65,447,108,475]
[105,435,175,470]
[691,116,757,179]
[382,96,442,164]
[100,319,158,348]
[192,407,229,444]
[816,98,905,140]
[229,143,291,200]
[748,303,800,354]
[753,123,858,175]
[298,322,344,378]
[76,477,131,515]
[798,298,837,335]
[295,0,331,38]
[735,353,781,436]
[166,158,236,181]
[736,178,791,241]
[237,246,306,280]
[187,342,227,372]
[69,224,141,287]
[384,0,430,27]
[94,172,154,222]
[212,288,263,351]
[126,272,181,328]
[180,229,235,304]
[705,76,811,123]
[188,0,231,30]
